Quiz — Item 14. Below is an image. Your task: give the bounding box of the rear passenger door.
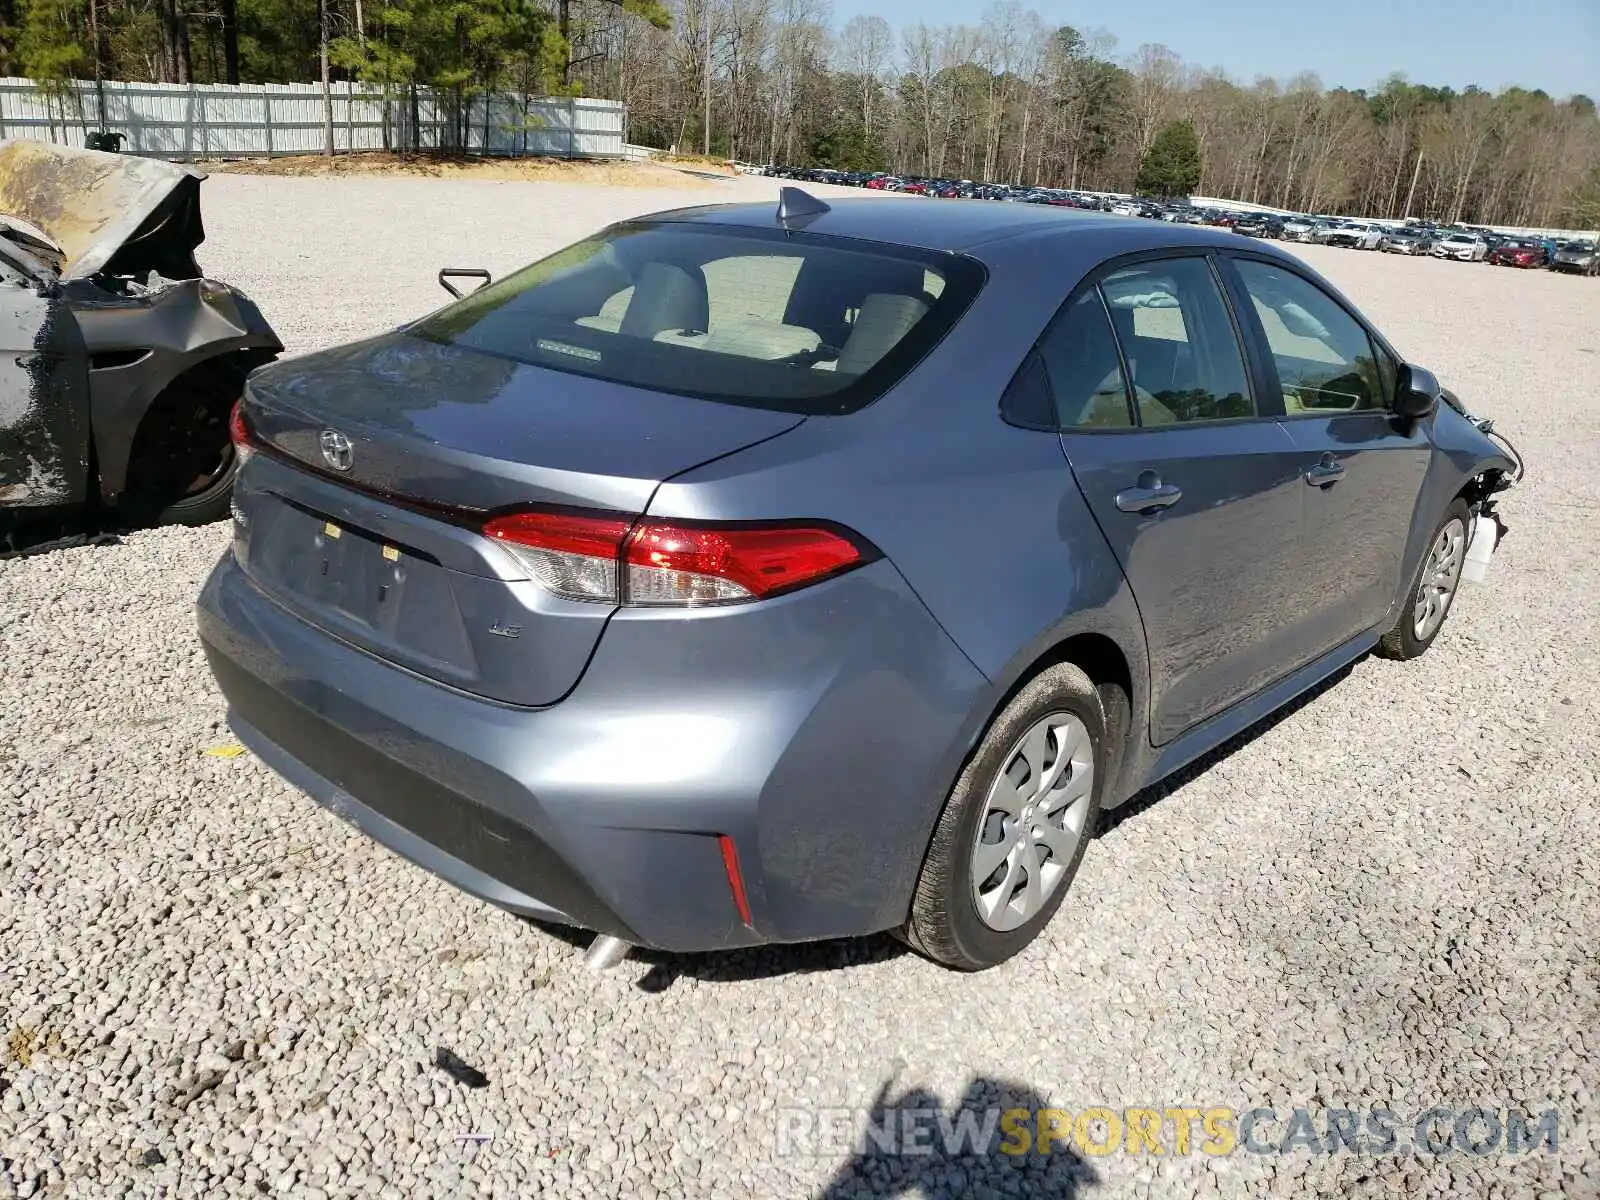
[1223,256,1431,653]
[1049,254,1318,745]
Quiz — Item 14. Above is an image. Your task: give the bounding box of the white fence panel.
[0,77,626,160]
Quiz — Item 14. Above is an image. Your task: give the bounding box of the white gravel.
[3,171,1599,1199]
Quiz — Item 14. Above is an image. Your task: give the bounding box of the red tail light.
[623,520,864,605]
[483,510,633,602]
[480,509,870,607]
[229,400,254,461]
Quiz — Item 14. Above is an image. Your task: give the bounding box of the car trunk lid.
[234,333,803,706]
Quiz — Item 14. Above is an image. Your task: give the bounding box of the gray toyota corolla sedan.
[198,189,1520,971]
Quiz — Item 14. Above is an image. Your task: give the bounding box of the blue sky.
[831,0,1599,99]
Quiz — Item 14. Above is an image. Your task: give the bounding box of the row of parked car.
[1235,214,1599,274]
[763,164,1135,208]
[756,165,1600,278]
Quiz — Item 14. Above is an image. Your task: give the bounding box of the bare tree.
[766,0,831,166]
[1007,11,1047,184]
[1435,89,1496,223]
[901,21,939,174]
[836,13,891,143]
[1276,73,1322,208]
[977,1,1023,183]
[1128,43,1181,157]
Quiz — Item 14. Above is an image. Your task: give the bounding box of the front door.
[1044,255,1315,745]
[1225,257,1432,651]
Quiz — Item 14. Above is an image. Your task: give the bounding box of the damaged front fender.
[70,276,281,500]
[1,139,283,519]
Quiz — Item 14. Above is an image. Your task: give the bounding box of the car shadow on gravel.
[1097,660,1360,837]
[523,919,907,990]
[811,1070,1097,1198]
[0,506,124,559]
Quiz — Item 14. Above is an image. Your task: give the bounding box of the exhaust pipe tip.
[583,934,632,972]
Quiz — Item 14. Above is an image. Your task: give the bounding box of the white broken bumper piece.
[1462,513,1499,584]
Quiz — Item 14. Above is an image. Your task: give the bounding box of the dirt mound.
[205,152,732,187]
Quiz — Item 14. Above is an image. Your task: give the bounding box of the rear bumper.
[197,549,988,952]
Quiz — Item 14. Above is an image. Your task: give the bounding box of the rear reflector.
[718,834,754,926]
[480,508,869,607]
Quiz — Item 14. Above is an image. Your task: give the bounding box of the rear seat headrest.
[837,293,929,376]
[619,263,708,340]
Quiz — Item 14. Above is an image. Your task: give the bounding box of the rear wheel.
[118,356,267,528]
[1377,499,1471,661]
[902,663,1107,971]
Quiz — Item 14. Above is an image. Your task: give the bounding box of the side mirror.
[438,268,492,299]
[1395,364,1441,419]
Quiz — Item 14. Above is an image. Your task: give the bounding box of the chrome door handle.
[1114,479,1183,513]
[1305,456,1346,487]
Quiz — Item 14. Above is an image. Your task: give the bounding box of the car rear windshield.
[409,221,985,415]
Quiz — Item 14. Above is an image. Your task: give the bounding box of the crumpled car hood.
[0,138,206,282]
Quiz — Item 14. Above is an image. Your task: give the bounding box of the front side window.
[1096,258,1254,424]
[412,222,982,415]
[1233,260,1385,413]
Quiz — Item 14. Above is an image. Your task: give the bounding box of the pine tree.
[1136,118,1202,198]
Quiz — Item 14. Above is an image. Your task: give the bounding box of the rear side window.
[1097,258,1254,425]
[1039,290,1133,428]
[410,222,983,415]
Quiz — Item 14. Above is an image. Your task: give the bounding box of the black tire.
[902,663,1109,971]
[149,452,240,526]
[1377,498,1472,661]
[118,356,265,528]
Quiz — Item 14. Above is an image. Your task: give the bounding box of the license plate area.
[245,495,478,677]
[302,517,414,633]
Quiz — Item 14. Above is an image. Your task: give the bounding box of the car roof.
[636,195,1243,256]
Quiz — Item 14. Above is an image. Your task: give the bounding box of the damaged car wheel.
[119,357,264,527]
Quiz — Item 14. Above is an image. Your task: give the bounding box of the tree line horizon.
[3,0,1596,227]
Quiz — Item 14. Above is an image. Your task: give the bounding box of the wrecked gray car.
[0,139,281,537]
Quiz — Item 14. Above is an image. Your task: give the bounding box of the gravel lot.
[3,171,1598,1199]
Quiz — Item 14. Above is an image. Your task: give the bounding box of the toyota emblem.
[319,429,354,472]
